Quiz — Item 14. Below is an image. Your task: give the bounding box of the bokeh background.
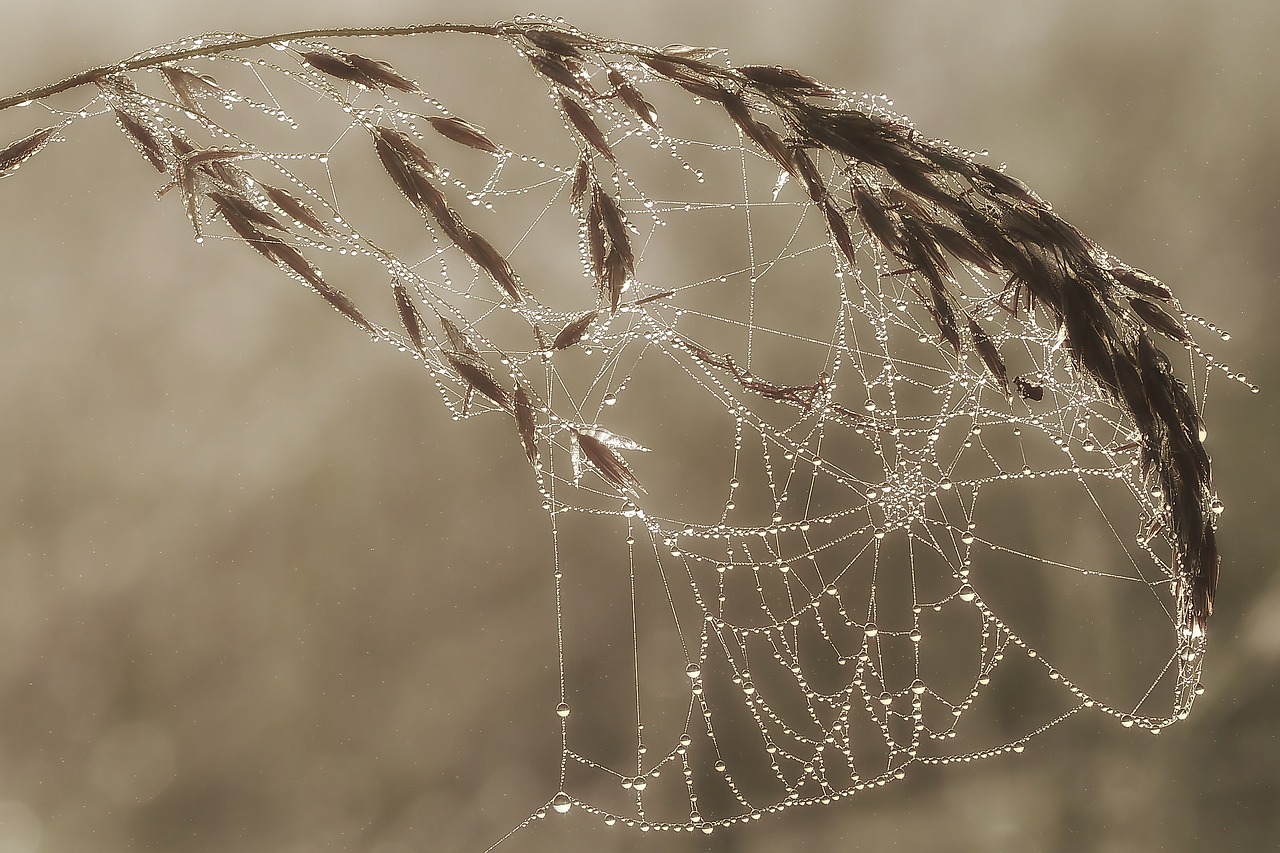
[0,1,1276,851]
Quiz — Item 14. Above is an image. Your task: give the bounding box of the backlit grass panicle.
[0,17,1232,735]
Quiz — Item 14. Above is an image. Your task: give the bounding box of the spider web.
[7,16,1249,845]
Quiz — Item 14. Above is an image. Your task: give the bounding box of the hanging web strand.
[0,15,1249,842]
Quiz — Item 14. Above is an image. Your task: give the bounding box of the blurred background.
[0,1,1276,851]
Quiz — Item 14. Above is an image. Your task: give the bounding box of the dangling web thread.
[1,16,1253,841]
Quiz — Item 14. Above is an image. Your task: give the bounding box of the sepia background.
[0,1,1276,851]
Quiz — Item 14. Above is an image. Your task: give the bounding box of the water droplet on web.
[958,584,976,602]
[556,702,571,717]
[685,663,701,679]
[551,792,573,813]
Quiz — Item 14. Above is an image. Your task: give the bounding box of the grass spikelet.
[1129,297,1190,342]
[375,126,440,179]
[303,50,416,92]
[569,156,591,210]
[446,351,512,412]
[160,67,224,117]
[968,316,1009,396]
[0,126,57,176]
[345,53,419,93]
[427,116,501,155]
[821,201,857,268]
[437,314,476,355]
[520,26,591,58]
[261,184,331,235]
[392,279,427,354]
[736,64,833,95]
[560,96,614,162]
[721,90,793,175]
[573,428,645,493]
[640,54,725,101]
[459,230,523,303]
[112,108,169,172]
[553,310,598,350]
[514,385,539,465]
[528,53,592,96]
[1112,266,1174,301]
[851,185,903,255]
[607,69,658,129]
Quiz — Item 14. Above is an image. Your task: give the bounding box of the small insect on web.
[0,14,1253,845]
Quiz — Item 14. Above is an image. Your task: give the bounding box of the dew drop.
[556,702,571,718]
[551,792,573,814]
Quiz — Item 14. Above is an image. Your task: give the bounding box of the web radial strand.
[11,14,1241,837]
